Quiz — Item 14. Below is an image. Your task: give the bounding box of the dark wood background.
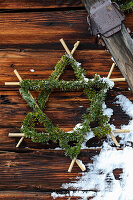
[0,1,133,199]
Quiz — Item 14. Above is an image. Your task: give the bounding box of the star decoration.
[6,39,127,172]
[18,40,112,172]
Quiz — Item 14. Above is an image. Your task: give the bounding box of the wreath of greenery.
[19,54,113,159]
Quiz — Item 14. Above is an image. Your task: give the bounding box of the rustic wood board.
[0,11,132,49]
[0,191,90,200]
[0,0,82,10]
[1,50,128,89]
[0,149,122,193]
[0,1,133,199]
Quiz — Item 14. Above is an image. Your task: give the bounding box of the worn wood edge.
[82,0,133,92]
[102,26,133,92]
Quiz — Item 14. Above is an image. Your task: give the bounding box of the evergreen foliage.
[20,54,112,159]
[114,0,133,12]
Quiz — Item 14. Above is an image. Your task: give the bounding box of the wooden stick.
[8,133,24,137]
[68,158,76,172]
[110,133,119,147]
[107,63,115,79]
[9,129,130,138]
[14,69,22,81]
[13,69,24,147]
[76,159,86,171]
[5,82,20,85]
[71,41,80,55]
[113,129,130,133]
[60,38,71,55]
[5,78,125,85]
[60,40,81,173]
[110,78,126,82]
[16,136,24,148]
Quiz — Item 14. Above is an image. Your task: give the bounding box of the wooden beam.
[82,0,133,92]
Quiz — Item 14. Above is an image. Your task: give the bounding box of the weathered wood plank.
[0,3,132,198]
[0,191,86,200]
[0,89,132,128]
[0,11,132,50]
[0,191,54,200]
[82,0,133,92]
[0,90,132,149]
[0,50,129,91]
[0,0,82,10]
[0,149,123,192]
[0,11,94,50]
[0,91,90,128]
[0,150,97,191]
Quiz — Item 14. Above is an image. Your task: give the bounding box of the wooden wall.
[0,1,133,199]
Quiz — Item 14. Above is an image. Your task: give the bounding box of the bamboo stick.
[110,78,126,82]
[107,63,115,79]
[14,69,22,81]
[76,159,86,171]
[5,82,20,85]
[71,41,80,55]
[16,136,24,148]
[8,133,24,137]
[9,129,130,138]
[110,133,119,147]
[5,77,125,85]
[13,69,24,147]
[68,158,76,172]
[113,129,130,133]
[60,38,71,55]
[5,78,125,85]
[60,40,81,173]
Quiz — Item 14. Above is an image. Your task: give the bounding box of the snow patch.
[51,94,133,200]
[101,77,114,89]
[116,95,133,118]
[30,69,35,72]
[61,147,133,200]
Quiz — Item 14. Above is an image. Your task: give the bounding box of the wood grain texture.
[0,0,82,10]
[0,191,55,200]
[0,89,131,128]
[0,90,132,149]
[0,191,89,200]
[0,11,92,49]
[0,11,132,50]
[0,50,129,91]
[0,149,123,193]
[0,150,98,191]
[102,26,133,92]
[0,3,132,198]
